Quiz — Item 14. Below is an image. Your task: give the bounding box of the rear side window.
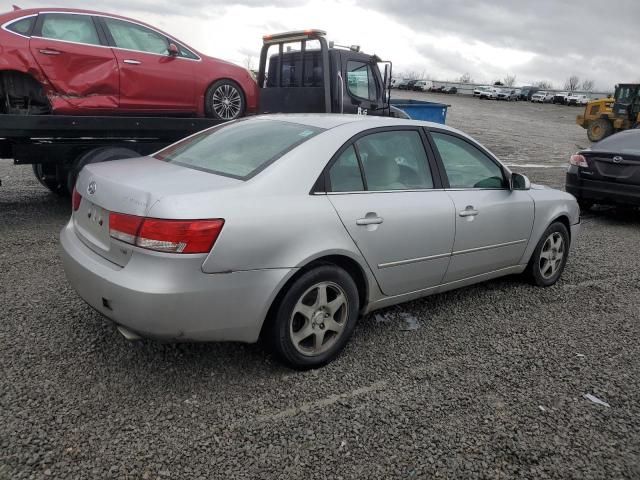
[154,120,323,179]
[5,16,35,36]
[328,130,433,192]
[40,14,101,46]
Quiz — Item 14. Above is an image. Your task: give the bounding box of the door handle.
[123,59,142,65]
[459,206,479,217]
[356,216,383,226]
[39,48,61,55]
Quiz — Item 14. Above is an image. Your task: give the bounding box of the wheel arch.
[0,69,51,114]
[258,253,371,341]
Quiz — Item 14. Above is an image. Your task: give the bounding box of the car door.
[427,129,534,283]
[29,12,119,110]
[340,53,382,115]
[99,16,194,113]
[325,128,455,296]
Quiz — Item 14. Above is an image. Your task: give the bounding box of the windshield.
[154,120,324,179]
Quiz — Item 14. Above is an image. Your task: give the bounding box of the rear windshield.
[154,120,323,179]
[593,130,640,156]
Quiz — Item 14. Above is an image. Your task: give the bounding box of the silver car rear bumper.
[60,220,293,343]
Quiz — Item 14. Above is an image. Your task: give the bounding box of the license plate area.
[75,200,111,251]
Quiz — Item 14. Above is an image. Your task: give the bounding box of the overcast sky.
[14,0,640,91]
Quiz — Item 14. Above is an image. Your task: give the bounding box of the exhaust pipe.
[117,325,142,341]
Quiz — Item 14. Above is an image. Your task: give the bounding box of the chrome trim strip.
[377,239,527,269]
[325,188,447,195]
[452,239,527,256]
[378,252,450,269]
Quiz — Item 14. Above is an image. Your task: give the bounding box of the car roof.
[247,113,465,136]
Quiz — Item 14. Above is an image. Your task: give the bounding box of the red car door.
[29,13,119,111]
[99,17,195,113]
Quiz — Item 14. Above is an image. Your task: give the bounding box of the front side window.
[328,130,433,192]
[104,18,168,55]
[346,61,377,101]
[6,16,35,36]
[431,132,506,189]
[40,14,101,46]
[154,120,323,179]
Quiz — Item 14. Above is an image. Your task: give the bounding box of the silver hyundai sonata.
[60,115,580,369]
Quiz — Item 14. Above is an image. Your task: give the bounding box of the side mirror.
[168,43,179,56]
[511,172,531,190]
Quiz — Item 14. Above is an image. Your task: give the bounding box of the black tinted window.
[267,51,323,88]
[6,16,35,36]
[154,120,323,179]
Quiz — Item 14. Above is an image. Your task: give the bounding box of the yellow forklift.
[577,83,640,142]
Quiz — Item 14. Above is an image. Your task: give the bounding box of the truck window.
[346,61,377,101]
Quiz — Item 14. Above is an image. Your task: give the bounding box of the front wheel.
[525,222,570,287]
[205,80,245,120]
[266,265,359,369]
[587,118,614,142]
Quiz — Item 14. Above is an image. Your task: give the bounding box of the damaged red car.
[0,7,258,119]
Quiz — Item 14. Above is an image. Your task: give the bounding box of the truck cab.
[257,30,391,116]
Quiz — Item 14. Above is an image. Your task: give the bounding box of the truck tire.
[66,147,140,194]
[587,118,614,142]
[32,163,67,196]
[205,80,245,120]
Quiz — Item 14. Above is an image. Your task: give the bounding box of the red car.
[0,7,258,119]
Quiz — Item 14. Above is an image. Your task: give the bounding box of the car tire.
[587,118,614,142]
[266,265,360,370]
[205,79,245,120]
[32,163,67,196]
[66,147,140,195]
[525,222,570,287]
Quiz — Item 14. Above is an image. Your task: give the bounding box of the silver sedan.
[60,115,581,369]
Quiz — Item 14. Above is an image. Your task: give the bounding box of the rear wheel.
[266,265,359,370]
[32,163,67,196]
[525,222,570,287]
[66,147,140,194]
[205,80,245,120]
[587,118,614,142]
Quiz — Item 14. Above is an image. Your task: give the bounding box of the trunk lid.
[584,151,640,185]
[73,157,242,266]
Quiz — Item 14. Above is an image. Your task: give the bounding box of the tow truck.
[1,30,446,195]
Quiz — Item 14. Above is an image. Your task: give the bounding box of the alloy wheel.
[211,84,242,120]
[539,232,565,279]
[289,281,348,356]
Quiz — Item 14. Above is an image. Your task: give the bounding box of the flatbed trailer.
[0,114,227,194]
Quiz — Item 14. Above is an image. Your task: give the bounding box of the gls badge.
[87,181,97,195]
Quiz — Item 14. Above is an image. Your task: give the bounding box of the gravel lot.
[1,94,639,479]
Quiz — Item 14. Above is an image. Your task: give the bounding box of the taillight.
[108,212,224,254]
[72,187,82,211]
[569,154,588,168]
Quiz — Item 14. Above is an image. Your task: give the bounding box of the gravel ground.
[1,94,639,479]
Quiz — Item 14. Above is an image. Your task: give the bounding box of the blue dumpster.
[390,99,448,124]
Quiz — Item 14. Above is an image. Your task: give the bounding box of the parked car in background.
[397,79,411,90]
[519,87,540,101]
[496,89,518,101]
[0,7,258,119]
[412,80,434,92]
[553,92,570,105]
[389,78,400,88]
[443,86,458,94]
[473,86,491,97]
[430,85,446,93]
[531,91,548,103]
[61,114,580,369]
[479,87,498,100]
[566,93,589,106]
[566,129,640,210]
